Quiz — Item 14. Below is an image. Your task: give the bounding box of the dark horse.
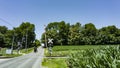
[34,46,37,53]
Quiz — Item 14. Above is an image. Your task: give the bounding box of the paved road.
[0,59,10,63]
[0,46,44,68]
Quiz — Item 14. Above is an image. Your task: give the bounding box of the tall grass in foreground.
[67,46,120,68]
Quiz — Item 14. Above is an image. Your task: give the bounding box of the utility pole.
[25,29,28,52]
[44,25,47,48]
[11,30,15,54]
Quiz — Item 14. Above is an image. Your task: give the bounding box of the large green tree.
[68,22,82,45]
[81,23,97,45]
[4,30,14,47]
[0,22,36,48]
[14,22,36,48]
[58,21,70,45]
[98,25,120,44]
[41,21,70,45]
[0,26,8,47]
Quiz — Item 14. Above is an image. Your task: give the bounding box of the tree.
[0,26,8,47]
[98,25,119,44]
[81,23,97,45]
[4,30,14,47]
[68,22,82,45]
[45,22,60,45]
[14,22,36,48]
[0,26,8,34]
[34,39,41,46]
[82,23,97,36]
[58,21,69,45]
[41,21,120,45]
[42,21,70,45]
[0,33,4,47]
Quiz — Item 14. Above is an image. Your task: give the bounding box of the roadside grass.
[42,58,67,68]
[2,54,22,58]
[0,47,34,57]
[0,48,6,56]
[15,47,34,54]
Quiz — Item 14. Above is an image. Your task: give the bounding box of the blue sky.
[0,0,120,39]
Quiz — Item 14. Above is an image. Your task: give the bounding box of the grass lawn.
[42,58,67,68]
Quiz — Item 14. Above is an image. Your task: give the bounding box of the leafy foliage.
[0,22,36,48]
[0,26,8,47]
[67,46,120,68]
[41,21,70,45]
[41,21,120,45]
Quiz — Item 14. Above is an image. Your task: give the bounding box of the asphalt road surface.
[0,46,44,68]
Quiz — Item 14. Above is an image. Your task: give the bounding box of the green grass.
[45,45,105,57]
[45,50,70,57]
[2,54,22,58]
[16,47,34,54]
[0,48,6,55]
[52,45,101,51]
[0,47,34,57]
[43,45,119,68]
[42,58,67,68]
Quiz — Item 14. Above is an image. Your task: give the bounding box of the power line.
[0,18,14,27]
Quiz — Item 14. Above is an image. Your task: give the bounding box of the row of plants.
[67,45,120,68]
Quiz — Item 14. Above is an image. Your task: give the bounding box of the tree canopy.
[41,21,120,45]
[0,22,37,48]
